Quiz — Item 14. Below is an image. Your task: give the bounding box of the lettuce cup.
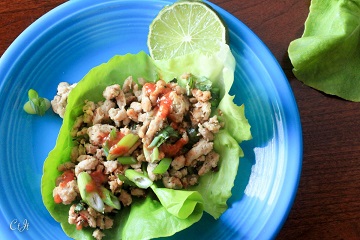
[42,46,251,240]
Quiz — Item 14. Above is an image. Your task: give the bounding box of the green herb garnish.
[23,89,51,116]
[152,158,172,174]
[148,126,180,148]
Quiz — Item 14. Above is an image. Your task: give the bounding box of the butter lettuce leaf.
[288,0,360,101]
[122,197,203,240]
[190,129,244,218]
[41,52,159,240]
[151,185,204,219]
[42,46,251,239]
[155,44,252,218]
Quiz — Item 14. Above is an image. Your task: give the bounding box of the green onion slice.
[109,128,117,140]
[210,87,220,107]
[107,133,139,160]
[117,156,137,165]
[148,126,180,148]
[117,133,139,148]
[77,172,104,213]
[23,89,51,116]
[124,169,153,189]
[195,76,212,91]
[101,187,121,210]
[118,174,137,187]
[152,158,172,174]
[74,201,87,213]
[150,147,160,163]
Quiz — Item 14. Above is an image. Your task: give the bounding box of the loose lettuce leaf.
[288,0,360,101]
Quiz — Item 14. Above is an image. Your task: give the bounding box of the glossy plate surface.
[0,0,302,239]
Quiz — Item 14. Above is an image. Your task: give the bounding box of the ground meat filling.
[52,75,223,239]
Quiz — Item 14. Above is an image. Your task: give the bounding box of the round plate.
[0,0,302,239]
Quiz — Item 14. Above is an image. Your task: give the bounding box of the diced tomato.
[170,122,179,130]
[107,132,125,147]
[54,194,62,204]
[158,92,172,119]
[59,170,75,188]
[109,145,129,156]
[85,182,97,193]
[99,132,111,145]
[90,169,107,187]
[103,131,125,153]
[160,137,188,157]
[144,83,156,94]
[85,169,108,197]
[76,221,83,230]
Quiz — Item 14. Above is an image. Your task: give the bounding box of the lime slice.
[148,1,227,60]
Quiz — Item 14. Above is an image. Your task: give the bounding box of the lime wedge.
[148,1,227,60]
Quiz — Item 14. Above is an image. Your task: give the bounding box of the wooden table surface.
[1,0,359,239]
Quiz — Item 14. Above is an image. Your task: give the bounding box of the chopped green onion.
[116,133,139,148]
[74,201,87,213]
[210,87,220,107]
[148,126,180,148]
[185,75,196,96]
[187,127,200,146]
[101,187,121,210]
[141,162,149,177]
[118,174,136,187]
[103,142,110,157]
[23,102,36,114]
[150,146,160,163]
[124,169,153,189]
[195,76,212,91]
[107,133,139,160]
[152,158,172,174]
[23,89,51,116]
[184,75,213,95]
[109,128,117,140]
[117,156,137,165]
[143,145,151,161]
[28,89,39,99]
[77,172,104,213]
[87,192,105,213]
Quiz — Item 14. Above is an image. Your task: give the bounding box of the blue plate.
[0,0,302,239]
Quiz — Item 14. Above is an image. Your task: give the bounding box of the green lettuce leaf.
[155,44,252,218]
[42,46,251,239]
[151,185,204,219]
[122,197,203,240]
[288,0,360,101]
[41,52,159,239]
[189,130,244,218]
[218,93,252,143]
